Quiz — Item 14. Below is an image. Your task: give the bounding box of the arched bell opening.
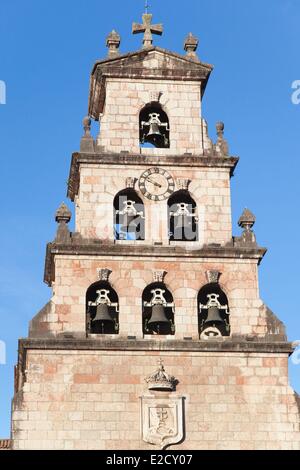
[142,282,175,335]
[86,281,119,335]
[139,102,170,149]
[168,190,198,242]
[198,283,230,339]
[113,189,145,241]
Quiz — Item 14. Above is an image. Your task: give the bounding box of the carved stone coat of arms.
[141,396,184,449]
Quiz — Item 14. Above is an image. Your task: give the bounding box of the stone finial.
[106,30,121,58]
[238,208,256,230]
[216,121,224,136]
[55,203,71,243]
[126,177,137,189]
[153,270,167,283]
[177,178,191,191]
[145,360,177,391]
[132,13,163,49]
[80,116,95,153]
[97,268,112,282]
[83,116,91,136]
[184,33,199,60]
[237,208,257,246]
[214,121,229,156]
[206,270,222,284]
[55,202,71,223]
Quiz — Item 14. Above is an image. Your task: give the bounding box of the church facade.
[10,13,300,450]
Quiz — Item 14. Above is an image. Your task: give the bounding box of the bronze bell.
[204,306,224,325]
[146,123,164,147]
[93,303,114,325]
[148,304,170,330]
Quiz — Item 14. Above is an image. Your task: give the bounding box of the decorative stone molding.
[176,178,191,191]
[97,268,112,282]
[126,177,137,189]
[145,360,177,392]
[141,395,184,450]
[106,30,121,58]
[184,32,199,61]
[153,270,167,283]
[206,270,222,284]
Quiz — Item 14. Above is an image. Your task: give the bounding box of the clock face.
[139,167,175,201]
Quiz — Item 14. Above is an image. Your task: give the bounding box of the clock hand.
[146,177,162,188]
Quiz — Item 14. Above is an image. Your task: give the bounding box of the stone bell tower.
[11,11,300,450]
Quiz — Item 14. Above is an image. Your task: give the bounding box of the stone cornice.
[15,337,291,394]
[43,240,267,286]
[67,152,239,201]
[18,338,294,355]
[91,46,213,74]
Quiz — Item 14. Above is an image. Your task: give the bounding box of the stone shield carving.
[141,395,184,449]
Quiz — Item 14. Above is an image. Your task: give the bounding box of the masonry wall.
[31,255,265,338]
[12,349,300,450]
[75,165,232,245]
[96,75,211,156]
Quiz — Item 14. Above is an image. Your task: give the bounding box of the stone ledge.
[14,338,293,394]
[19,338,294,354]
[43,241,267,286]
[67,152,239,201]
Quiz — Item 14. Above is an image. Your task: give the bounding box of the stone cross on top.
[132,11,163,49]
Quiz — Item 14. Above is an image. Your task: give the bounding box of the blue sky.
[0,0,300,437]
